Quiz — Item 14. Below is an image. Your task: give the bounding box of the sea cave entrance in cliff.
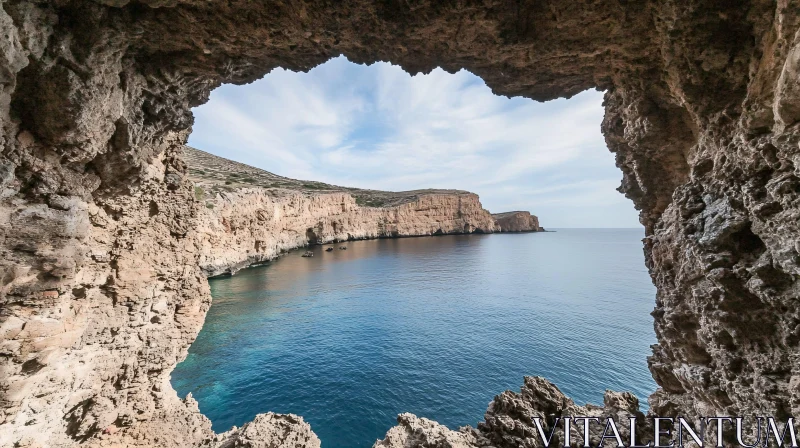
[9,3,797,447]
[171,56,656,448]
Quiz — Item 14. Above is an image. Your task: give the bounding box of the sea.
[171,228,658,447]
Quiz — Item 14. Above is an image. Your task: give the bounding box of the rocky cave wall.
[1,0,800,447]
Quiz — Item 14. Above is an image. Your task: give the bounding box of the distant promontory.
[184,147,544,277]
[491,211,544,232]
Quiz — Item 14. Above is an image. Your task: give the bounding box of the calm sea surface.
[171,229,657,447]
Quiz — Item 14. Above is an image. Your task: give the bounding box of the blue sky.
[188,56,640,228]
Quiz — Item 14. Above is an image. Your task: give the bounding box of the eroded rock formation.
[374,376,651,448]
[1,0,799,447]
[492,211,543,232]
[215,413,320,448]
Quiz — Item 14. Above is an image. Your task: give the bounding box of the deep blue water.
[171,229,657,447]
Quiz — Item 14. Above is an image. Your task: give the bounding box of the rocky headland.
[1,1,800,447]
[184,147,542,277]
[491,211,544,233]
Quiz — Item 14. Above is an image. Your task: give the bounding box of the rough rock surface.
[373,413,481,448]
[215,413,320,448]
[1,0,799,447]
[491,211,543,232]
[374,376,651,448]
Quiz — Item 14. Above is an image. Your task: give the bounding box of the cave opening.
[170,57,656,447]
[184,56,640,228]
[4,3,798,447]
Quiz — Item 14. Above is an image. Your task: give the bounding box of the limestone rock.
[196,187,498,277]
[215,413,320,448]
[373,413,480,448]
[184,147,510,277]
[492,212,543,232]
[376,377,652,448]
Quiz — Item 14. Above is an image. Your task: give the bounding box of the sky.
[188,56,640,228]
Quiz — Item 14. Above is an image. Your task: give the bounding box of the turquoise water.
[171,229,657,447]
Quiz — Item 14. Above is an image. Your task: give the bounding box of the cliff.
[195,189,499,277]
[1,1,799,447]
[185,147,535,277]
[491,211,543,233]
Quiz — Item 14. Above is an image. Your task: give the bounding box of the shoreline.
[207,229,547,279]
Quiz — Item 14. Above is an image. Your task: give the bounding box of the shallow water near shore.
[171,229,657,447]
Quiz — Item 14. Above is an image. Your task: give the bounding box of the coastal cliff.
[491,211,543,233]
[185,147,536,277]
[2,1,800,447]
[197,189,497,277]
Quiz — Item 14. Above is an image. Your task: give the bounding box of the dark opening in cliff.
[172,56,656,446]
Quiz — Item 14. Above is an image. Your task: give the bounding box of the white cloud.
[188,56,640,228]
